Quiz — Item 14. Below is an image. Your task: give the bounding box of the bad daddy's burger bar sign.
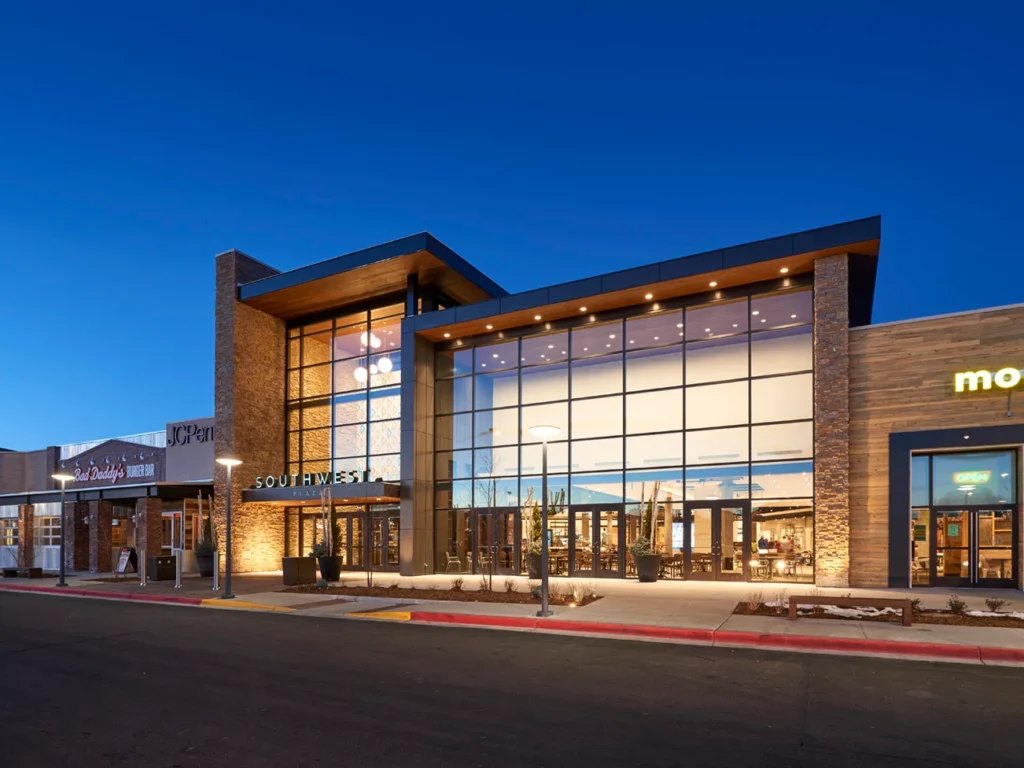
[253,469,384,489]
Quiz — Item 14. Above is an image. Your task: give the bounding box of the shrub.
[946,595,968,615]
[773,589,789,615]
[451,576,464,592]
[567,580,594,604]
[910,598,924,615]
[984,597,1008,613]
[504,577,517,593]
[745,590,764,611]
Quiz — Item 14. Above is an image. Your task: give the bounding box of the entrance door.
[683,502,749,581]
[569,506,623,577]
[368,512,401,571]
[933,507,1017,588]
[473,509,520,575]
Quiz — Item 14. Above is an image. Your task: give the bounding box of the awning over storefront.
[242,482,401,507]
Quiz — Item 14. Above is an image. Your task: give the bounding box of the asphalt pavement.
[1,592,1022,767]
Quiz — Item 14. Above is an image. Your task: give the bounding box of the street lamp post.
[528,425,560,617]
[216,457,242,600]
[52,473,74,587]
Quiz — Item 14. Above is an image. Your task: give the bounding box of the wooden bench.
[789,595,913,627]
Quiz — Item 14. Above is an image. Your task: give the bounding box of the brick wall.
[89,500,113,572]
[17,504,33,568]
[813,254,851,587]
[66,501,89,571]
[135,497,163,560]
[214,250,287,573]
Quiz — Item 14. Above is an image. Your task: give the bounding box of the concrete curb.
[407,610,1024,665]
[0,584,203,606]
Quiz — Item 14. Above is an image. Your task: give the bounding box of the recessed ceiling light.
[644,293,653,300]
[443,333,450,338]
[752,310,760,316]
[580,306,587,312]
[653,336,659,340]
[547,344,554,349]
[732,323,738,328]
[780,267,789,274]
[534,315,541,321]
[492,353,499,358]
[791,314,797,319]
[583,347,588,351]
[500,360,505,364]
[760,319,766,323]
[704,328,710,332]
[606,343,611,347]
[709,281,717,287]
[481,363,487,368]
[486,324,493,330]
[678,332,683,336]
[609,334,616,339]
[676,323,683,328]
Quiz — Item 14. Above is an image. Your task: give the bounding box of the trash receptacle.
[148,555,176,581]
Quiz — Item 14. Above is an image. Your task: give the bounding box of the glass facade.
[286,303,403,482]
[433,289,814,579]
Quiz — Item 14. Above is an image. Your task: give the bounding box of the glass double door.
[565,506,623,578]
[471,509,519,574]
[932,507,1017,588]
[683,502,749,581]
[335,512,400,571]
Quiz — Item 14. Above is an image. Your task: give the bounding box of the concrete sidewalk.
[5,570,1024,664]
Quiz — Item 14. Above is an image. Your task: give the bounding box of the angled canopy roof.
[238,233,507,319]
[413,216,881,339]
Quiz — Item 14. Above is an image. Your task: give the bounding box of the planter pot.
[195,551,215,578]
[634,554,662,583]
[282,556,317,586]
[526,552,542,579]
[317,555,343,583]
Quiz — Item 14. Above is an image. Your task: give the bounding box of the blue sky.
[1,2,1021,449]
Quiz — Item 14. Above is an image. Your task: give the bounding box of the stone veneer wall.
[813,254,852,587]
[214,249,287,573]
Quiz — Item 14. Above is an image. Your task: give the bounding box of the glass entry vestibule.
[293,507,400,572]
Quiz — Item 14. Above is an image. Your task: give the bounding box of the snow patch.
[966,610,1024,620]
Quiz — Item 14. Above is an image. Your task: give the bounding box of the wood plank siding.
[849,304,1024,587]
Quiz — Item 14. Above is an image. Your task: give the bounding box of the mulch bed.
[733,603,1024,628]
[282,584,601,606]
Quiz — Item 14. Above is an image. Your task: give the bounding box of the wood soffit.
[239,250,494,319]
[420,241,878,342]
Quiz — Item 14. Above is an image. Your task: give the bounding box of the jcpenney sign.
[168,422,214,446]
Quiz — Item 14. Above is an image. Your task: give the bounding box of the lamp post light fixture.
[215,457,243,599]
[527,424,561,617]
[51,473,74,587]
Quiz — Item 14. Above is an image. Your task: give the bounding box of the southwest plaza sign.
[253,469,383,489]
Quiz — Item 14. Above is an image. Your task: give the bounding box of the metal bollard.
[139,549,147,586]
[212,550,220,591]
[174,549,182,589]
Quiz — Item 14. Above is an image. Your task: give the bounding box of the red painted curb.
[406,610,1019,664]
[0,584,203,606]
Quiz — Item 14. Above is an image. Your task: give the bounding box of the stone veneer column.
[135,497,163,562]
[813,253,851,587]
[399,328,435,576]
[17,504,34,569]
[89,500,113,572]
[65,501,89,571]
[214,249,286,573]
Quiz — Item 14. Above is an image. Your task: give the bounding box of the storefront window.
[911,455,930,507]
[432,288,814,574]
[930,450,1017,506]
[286,306,403,481]
[750,500,813,583]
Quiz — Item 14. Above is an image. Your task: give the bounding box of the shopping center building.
[213,216,1021,590]
[0,419,215,574]
[3,216,1019,589]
